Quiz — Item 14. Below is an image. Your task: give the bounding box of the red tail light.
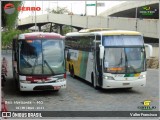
[64,73,66,79]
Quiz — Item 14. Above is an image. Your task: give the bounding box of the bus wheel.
[70,65,75,78]
[91,72,94,87]
[14,72,21,92]
[17,80,21,92]
[91,73,100,89]
[69,64,71,73]
[124,87,132,90]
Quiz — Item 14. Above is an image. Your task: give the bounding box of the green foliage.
[45,6,71,34]
[2,1,22,29]
[63,25,72,35]
[46,6,70,14]
[51,7,70,14]
[2,29,30,47]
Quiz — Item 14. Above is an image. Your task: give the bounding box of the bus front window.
[104,48,125,73]
[104,48,145,73]
[19,40,65,75]
[43,40,65,74]
[125,47,145,73]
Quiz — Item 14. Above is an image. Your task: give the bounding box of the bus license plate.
[54,86,61,90]
[123,83,130,85]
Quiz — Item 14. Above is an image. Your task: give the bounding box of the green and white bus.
[65,28,152,89]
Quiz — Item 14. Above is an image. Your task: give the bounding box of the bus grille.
[33,85,53,91]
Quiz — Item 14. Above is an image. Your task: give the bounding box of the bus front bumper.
[19,81,66,91]
[102,78,146,89]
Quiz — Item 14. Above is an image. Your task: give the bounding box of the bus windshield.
[102,35,144,46]
[104,47,145,74]
[19,39,65,75]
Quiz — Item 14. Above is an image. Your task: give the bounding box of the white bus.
[12,32,66,91]
[65,28,152,89]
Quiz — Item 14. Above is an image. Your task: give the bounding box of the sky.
[18,1,126,19]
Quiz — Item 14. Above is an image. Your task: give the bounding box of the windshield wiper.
[44,60,55,75]
[124,48,128,73]
[32,57,38,74]
[117,50,123,66]
[125,52,137,73]
[128,65,138,73]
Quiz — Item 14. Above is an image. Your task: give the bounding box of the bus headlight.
[104,76,115,80]
[138,75,146,79]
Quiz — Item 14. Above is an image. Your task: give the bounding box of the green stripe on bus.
[124,73,140,77]
[79,52,89,79]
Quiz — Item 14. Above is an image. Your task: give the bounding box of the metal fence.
[1,49,12,54]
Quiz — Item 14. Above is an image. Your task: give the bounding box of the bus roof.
[100,30,142,36]
[18,32,63,39]
[79,28,112,33]
[66,30,142,37]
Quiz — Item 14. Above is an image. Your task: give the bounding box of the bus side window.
[89,36,94,51]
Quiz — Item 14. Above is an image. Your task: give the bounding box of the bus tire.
[91,72,94,87]
[124,87,132,90]
[17,81,21,92]
[95,86,101,90]
[70,65,75,78]
[14,72,21,92]
[69,64,71,73]
[91,72,100,90]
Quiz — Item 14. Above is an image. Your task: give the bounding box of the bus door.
[12,36,18,81]
[95,35,103,87]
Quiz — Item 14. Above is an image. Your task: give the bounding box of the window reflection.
[19,39,65,75]
[104,48,145,73]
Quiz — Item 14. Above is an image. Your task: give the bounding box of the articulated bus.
[12,32,66,91]
[65,28,152,89]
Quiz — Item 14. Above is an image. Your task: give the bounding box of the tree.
[2,1,26,48]
[44,7,71,34]
[46,6,70,14]
[2,29,30,48]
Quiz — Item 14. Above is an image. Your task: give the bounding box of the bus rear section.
[12,32,66,91]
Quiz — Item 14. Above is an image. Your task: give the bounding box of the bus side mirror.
[99,45,104,59]
[144,44,153,58]
[12,37,18,61]
[12,38,17,51]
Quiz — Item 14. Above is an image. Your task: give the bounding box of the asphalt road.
[2,51,159,117]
